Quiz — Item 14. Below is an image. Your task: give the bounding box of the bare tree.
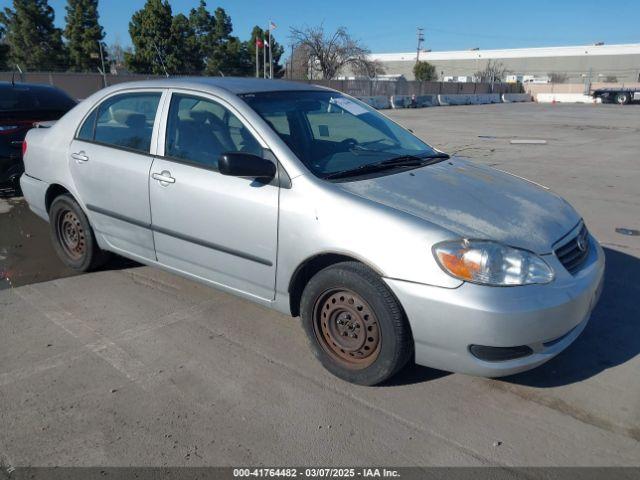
[288,43,312,79]
[107,38,131,74]
[474,60,506,82]
[352,58,385,79]
[548,72,568,83]
[289,24,375,79]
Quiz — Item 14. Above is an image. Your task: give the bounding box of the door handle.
[152,170,175,185]
[71,151,89,162]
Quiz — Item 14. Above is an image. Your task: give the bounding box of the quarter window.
[77,108,97,141]
[77,92,161,153]
[165,94,262,170]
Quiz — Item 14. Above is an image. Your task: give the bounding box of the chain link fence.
[0,71,522,100]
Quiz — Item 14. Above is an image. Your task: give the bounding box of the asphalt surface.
[0,103,639,468]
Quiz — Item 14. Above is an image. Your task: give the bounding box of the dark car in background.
[1,82,76,195]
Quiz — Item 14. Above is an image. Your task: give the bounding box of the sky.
[1,0,638,55]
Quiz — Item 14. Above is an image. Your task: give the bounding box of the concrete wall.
[525,82,640,100]
[371,55,640,83]
[536,93,598,103]
[437,93,502,106]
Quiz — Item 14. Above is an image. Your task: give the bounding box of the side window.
[165,94,262,170]
[77,108,97,141]
[88,92,161,153]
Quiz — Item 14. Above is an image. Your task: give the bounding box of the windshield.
[241,91,441,179]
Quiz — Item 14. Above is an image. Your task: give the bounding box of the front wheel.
[49,194,109,271]
[300,261,412,385]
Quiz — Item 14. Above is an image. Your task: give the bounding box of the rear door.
[149,91,279,300]
[69,90,165,260]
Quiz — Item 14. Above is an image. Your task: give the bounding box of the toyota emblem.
[577,234,587,252]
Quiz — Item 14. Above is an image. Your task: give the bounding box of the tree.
[288,43,311,79]
[352,59,385,79]
[107,38,131,73]
[0,24,9,70]
[247,26,284,78]
[169,13,203,74]
[474,60,506,83]
[548,72,568,84]
[187,2,249,76]
[413,60,437,81]
[64,0,106,72]
[0,0,68,71]
[206,36,252,76]
[126,0,201,75]
[289,24,374,80]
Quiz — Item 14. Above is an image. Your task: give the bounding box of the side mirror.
[218,152,276,180]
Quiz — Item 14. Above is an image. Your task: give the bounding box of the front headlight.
[433,240,554,286]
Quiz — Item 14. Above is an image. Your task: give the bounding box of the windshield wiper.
[324,153,450,180]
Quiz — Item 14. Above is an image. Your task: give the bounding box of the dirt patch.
[0,197,79,289]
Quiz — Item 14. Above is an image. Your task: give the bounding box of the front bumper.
[384,234,605,377]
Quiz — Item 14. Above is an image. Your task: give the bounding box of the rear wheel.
[615,92,630,105]
[300,261,412,385]
[49,194,109,271]
[9,174,22,196]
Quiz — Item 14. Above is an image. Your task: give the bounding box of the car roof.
[0,81,70,93]
[105,77,332,95]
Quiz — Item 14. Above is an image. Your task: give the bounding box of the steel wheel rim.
[56,209,86,260]
[312,289,381,369]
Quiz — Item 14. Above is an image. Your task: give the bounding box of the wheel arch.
[288,252,385,317]
[45,183,73,213]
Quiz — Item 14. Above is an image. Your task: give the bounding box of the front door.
[69,91,164,260]
[149,92,279,300]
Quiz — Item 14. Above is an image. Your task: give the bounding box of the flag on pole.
[256,38,264,48]
[269,21,277,30]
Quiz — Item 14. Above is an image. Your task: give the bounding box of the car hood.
[336,158,580,253]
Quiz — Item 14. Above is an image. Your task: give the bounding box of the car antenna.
[12,64,23,86]
[152,41,170,78]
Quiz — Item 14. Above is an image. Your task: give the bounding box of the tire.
[615,92,630,105]
[49,193,109,271]
[300,261,412,385]
[9,174,22,196]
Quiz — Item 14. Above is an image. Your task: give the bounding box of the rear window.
[0,85,76,113]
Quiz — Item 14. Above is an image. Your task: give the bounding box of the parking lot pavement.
[1,103,639,467]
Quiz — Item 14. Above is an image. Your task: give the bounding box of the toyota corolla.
[20,78,604,385]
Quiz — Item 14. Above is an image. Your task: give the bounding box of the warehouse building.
[369,43,640,83]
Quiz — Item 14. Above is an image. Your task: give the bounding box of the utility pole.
[416,27,424,63]
[290,44,294,79]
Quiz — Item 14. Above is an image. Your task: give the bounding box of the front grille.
[555,224,589,274]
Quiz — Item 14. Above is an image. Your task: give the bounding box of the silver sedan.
[20,78,605,385]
